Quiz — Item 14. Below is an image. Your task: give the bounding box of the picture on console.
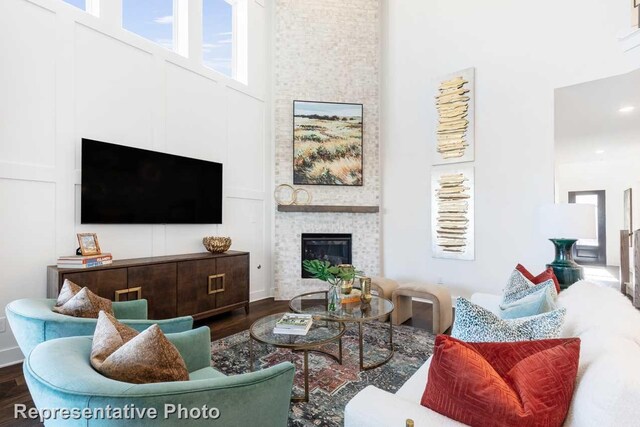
[293,100,363,186]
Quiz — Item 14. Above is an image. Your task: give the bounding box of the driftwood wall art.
[431,166,475,260]
[434,68,475,165]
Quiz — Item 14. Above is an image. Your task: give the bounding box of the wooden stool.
[391,283,453,334]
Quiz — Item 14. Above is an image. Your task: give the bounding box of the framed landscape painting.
[293,100,363,186]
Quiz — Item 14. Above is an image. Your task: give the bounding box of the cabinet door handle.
[208,274,226,295]
[115,286,142,301]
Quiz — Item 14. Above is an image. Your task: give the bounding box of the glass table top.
[289,290,394,322]
[249,312,345,348]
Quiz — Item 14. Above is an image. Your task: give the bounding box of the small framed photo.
[77,233,101,256]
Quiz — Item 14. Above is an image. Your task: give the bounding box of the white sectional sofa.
[345,281,640,427]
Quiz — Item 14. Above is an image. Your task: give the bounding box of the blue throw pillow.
[499,282,558,319]
[452,297,566,342]
[501,269,556,306]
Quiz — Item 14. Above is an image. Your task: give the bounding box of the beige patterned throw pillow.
[91,311,139,370]
[55,279,82,306]
[53,286,114,318]
[91,311,189,384]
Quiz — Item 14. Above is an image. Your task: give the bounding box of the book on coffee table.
[273,313,313,335]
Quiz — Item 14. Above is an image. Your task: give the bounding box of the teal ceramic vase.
[546,238,584,290]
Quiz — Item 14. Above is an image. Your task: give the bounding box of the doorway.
[568,190,606,265]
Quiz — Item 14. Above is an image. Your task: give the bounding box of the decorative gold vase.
[338,264,354,294]
[340,279,354,295]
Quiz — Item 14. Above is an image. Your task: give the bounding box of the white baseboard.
[0,346,24,368]
[250,289,273,302]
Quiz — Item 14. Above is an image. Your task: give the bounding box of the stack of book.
[273,313,313,336]
[340,289,362,304]
[57,253,113,269]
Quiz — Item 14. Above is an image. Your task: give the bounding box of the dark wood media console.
[47,251,250,320]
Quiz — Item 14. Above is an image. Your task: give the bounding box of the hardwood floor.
[0,298,437,427]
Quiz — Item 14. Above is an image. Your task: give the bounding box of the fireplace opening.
[301,233,352,278]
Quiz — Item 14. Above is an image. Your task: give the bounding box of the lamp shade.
[538,203,597,240]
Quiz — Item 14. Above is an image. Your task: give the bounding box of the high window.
[122,0,175,51]
[202,0,234,77]
[62,0,86,10]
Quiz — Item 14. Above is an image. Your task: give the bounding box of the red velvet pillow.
[421,335,580,427]
[517,263,561,293]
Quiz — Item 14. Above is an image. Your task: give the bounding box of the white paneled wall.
[0,0,273,367]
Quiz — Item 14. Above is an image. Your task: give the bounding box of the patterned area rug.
[211,321,435,426]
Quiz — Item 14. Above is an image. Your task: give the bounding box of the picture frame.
[77,233,101,256]
[292,100,364,186]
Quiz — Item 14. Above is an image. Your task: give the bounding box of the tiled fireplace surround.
[273,0,381,299]
[274,211,381,299]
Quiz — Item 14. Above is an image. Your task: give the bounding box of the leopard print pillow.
[452,297,566,342]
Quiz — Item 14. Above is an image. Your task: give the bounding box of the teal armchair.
[23,327,295,427]
[6,298,193,357]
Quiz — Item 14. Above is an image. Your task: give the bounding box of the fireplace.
[301,233,352,278]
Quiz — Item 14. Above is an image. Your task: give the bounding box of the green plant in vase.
[302,260,362,311]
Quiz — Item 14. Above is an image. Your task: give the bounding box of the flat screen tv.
[81,139,223,224]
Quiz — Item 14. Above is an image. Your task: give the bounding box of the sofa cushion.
[499,282,558,319]
[502,270,556,306]
[452,297,565,342]
[91,312,189,384]
[52,286,114,318]
[564,332,640,426]
[421,335,580,427]
[516,264,561,293]
[558,281,640,344]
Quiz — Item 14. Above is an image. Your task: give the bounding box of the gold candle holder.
[359,276,372,304]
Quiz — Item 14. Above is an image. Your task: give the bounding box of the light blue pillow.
[499,282,558,319]
[452,297,565,342]
[501,269,556,306]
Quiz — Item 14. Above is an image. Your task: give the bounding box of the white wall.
[0,0,272,366]
[381,0,640,297]
[556,158,640,267]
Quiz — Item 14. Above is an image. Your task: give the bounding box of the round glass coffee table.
[249,312,345,402]
[289,291,395,371]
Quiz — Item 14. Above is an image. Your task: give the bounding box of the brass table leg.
[358,322,364,370]
[249,336,254,372]
[358,321,394,371]
[291,350,310,403]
